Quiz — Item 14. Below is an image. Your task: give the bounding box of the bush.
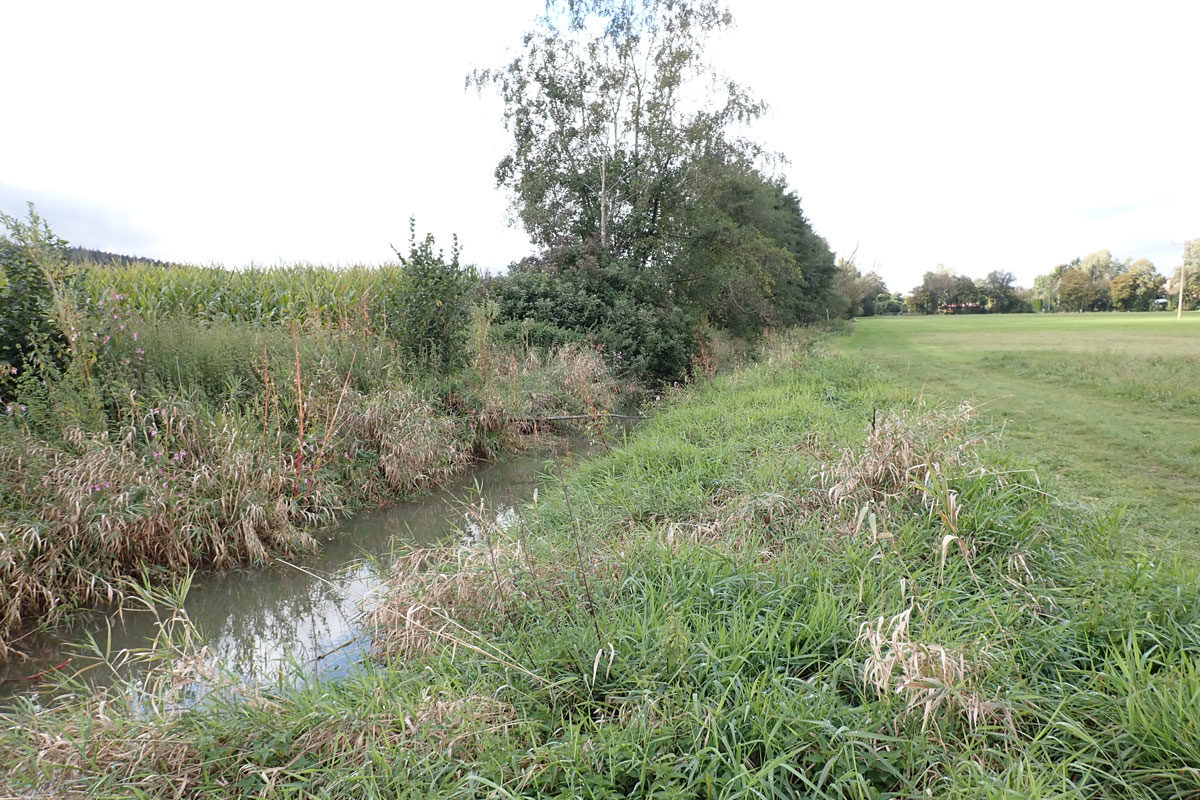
[485,240,698,383]
[0,205,71,381]
[392,220,476,373]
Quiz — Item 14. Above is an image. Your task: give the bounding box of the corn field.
[81,263,416,334]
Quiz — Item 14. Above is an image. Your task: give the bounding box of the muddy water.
[1,432,612,702]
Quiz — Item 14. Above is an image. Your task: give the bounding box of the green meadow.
[838,313,1200,557]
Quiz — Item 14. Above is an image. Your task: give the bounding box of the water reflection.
[1,433,605,702]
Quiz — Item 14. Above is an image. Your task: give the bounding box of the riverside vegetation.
[3,331,1198,797]
[7,0,1197,791]
[0,0,851,657]
[0,209,625,661]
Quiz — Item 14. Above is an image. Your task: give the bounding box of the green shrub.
[486,241,698,383]
[0,205,71,381]
[392,220,476,373]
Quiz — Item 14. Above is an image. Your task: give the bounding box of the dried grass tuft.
[824,402,980,507]
[0,589,249,798]
[367,501,530,661]
[812,402,983,535]
[857,607,1004,730]
[0,410,322,662]
[339,386,471,493]
[369,499,622,671]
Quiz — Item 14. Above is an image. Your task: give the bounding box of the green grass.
[5,331,1199,798]
[836,312,1200,556]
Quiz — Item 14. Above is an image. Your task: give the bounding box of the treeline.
[897,241,1200,316]
[57,0,844,386]
[68,246,175,270]
[1030,246,1199,313]
[904,268,1030,315]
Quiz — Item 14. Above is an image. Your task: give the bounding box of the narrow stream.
[1,431,613,703]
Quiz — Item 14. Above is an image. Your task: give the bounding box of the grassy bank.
[836,313,1200,556]
[5,332,1198,798]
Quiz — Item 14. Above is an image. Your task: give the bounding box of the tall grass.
[4,332,1197,797]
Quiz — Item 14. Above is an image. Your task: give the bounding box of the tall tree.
[473,0,762,272]
[1167,240,1200,311]
[906,268,979,314]
[1057,268,1098,311]
[1080,249,1128,281]
[1031,260,1077,311]
[478,0,838,368]
[977,269,1021,313]
[1109,259,1165,311]
[675,156,835,331]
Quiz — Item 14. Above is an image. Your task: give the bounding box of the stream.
[0,430,613,704]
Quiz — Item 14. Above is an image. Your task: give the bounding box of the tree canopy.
[473,0,762,267]
[1110,260,1165,311]
[905,268,981,314]
[476,0,839,380]
[1029,249,1172,313]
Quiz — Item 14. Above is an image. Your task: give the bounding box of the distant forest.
[68,247,175,269]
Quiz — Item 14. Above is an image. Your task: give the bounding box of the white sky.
[3,0,1197,292]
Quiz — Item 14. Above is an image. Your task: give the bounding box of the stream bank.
[0,428,619,702]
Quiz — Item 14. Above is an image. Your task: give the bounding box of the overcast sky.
[3,0,1197,292]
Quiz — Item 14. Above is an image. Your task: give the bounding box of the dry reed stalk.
[692,331,715,378]
[314,350,357,470]
[559,470,604,650]
[808,402,983,536]
[579,369,610,452]
[262,341,271,436]
[292,326,305,499]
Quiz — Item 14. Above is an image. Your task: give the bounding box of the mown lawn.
[837,312,1200,557]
